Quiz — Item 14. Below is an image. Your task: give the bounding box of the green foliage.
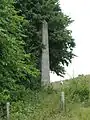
[15,0,75,76]
[1,0,90,119]
[0,75,89,120]
[64,76,90,102]
[0,0,39,108]
[11,88,60,120]
[10,77,90,120]
[45,84,54,94]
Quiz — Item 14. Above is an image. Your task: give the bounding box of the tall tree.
[15,0,75,76]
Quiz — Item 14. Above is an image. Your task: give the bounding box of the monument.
[41,20,50,86]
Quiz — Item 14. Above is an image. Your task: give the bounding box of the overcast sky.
[50,0,90,82]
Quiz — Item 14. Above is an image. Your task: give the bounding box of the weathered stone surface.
[41,20,50,86]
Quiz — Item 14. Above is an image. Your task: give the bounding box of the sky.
[50,0,90,82]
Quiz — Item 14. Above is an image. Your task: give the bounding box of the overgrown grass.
[2,75,90,120]
[11,88,60,120]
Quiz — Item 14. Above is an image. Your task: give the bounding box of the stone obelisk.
[41,20,50,86]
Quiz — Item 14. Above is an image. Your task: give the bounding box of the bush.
[10,88,60,120]
[64,77,90,102]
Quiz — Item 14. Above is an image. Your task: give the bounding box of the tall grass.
[2,75,90,120]
[64,76,90,103]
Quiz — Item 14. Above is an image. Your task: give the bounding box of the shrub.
[64,77,90,102]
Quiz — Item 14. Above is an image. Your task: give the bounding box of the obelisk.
[41,20,50,86]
